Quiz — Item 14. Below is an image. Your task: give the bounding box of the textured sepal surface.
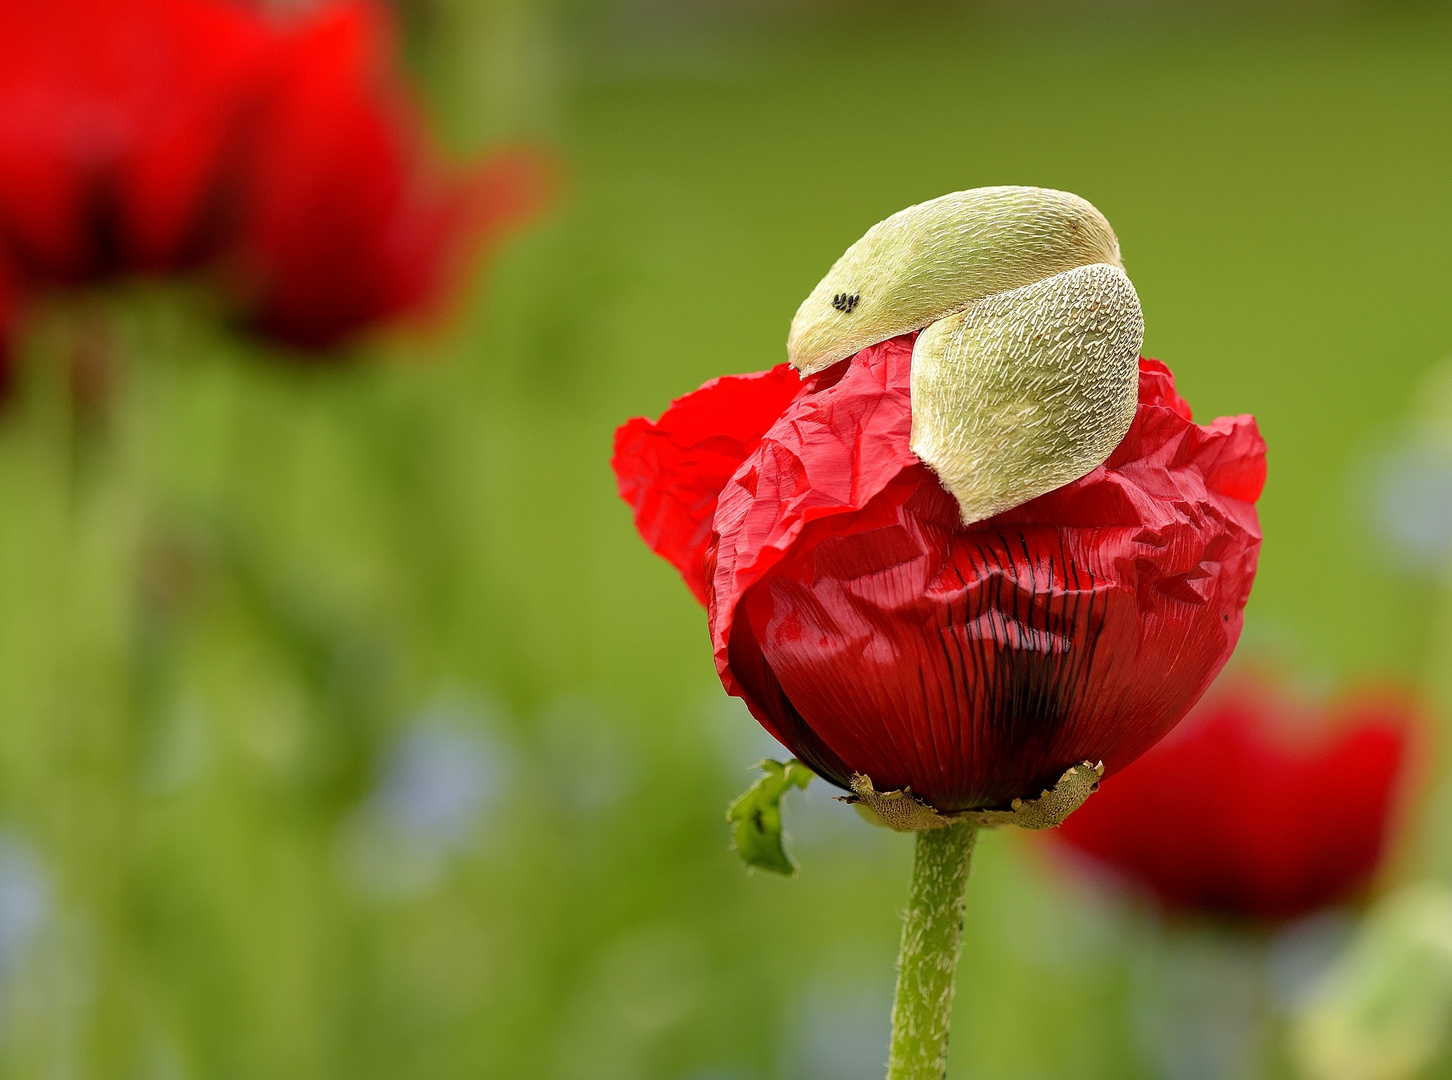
[910,263,1143,524]
[844,761,1103,832]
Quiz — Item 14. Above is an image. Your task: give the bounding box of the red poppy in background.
[0,0,550,352]
[0,0,271,283]
[226,1,551,349]
[1053,676,1418,921]
[614,347,1265,812]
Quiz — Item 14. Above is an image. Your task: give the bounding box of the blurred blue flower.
[1266,909,1354,1011]
[709,694,881,853]
[783,776,872,849]
[1129,928,1263,1080]
[706,693,790,773]
[336,696,514,898]
[0,831,48,977]
[375,705,511,848]
[781,976,892,1080]
[1364,442,1452,569]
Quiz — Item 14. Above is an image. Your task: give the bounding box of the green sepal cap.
[726,758,815,875]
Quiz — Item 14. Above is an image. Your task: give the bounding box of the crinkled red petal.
[710,339,1264,810]
[1055,681,1416,920]
[613,364,809,603]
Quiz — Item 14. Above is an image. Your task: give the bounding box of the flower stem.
[886,820,979,1080]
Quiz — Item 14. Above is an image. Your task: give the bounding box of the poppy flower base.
[847,760,1105,833]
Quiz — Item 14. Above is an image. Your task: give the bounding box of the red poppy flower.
[0,0,272,284]
[1053,677,1418,921]
[226,1,550,349]
[614,347,1265,812]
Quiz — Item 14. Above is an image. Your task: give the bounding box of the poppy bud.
[614,186,1265,817]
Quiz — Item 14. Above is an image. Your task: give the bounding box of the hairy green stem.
[886,820,979,1080]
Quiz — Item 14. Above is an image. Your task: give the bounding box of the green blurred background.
[6,1,1452,1076]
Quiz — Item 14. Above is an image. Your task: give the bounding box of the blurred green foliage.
[3,2,1452,1078]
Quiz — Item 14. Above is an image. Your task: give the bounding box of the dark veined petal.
[706,335,920,768]
[613,364,809,604]
[1053,678,1418,920]
[711,343,1265,811]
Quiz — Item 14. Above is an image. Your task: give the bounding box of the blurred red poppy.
[1054,675,1418,920]
[614,345,1265,812]
[226,1,551,349]
[0,0,272,283]
[0,0,550,350]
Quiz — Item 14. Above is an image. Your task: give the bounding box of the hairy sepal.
[844,761,1105,832]
[910,263,1143,524]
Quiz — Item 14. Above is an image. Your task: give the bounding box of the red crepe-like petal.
[710,343,1264,810]
[1137,356,1193,421]
[229,2,551,349]
[1054,679,1417,920]
[708,335,920,640]
[0,0,271,283]
[613,364,809,603]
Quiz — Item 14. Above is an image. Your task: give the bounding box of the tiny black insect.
[831,292,861,314]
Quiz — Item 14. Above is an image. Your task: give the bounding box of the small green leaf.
[726,759,814,875]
